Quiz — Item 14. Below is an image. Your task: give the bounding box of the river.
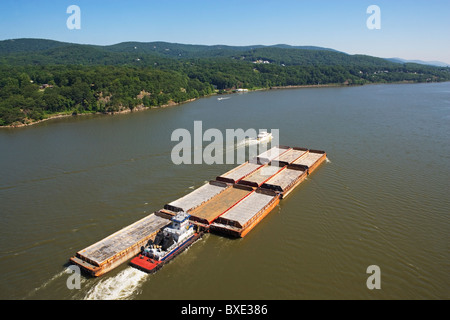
[0,83,449,300]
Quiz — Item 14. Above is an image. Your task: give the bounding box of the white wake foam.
[84,267,148,300]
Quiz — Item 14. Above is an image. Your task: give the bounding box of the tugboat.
[130,212,203,273]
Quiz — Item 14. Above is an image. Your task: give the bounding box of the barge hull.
[239,196,280,237]
[210,192,280,238]
[261,165,308,199]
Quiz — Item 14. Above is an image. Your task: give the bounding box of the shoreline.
[1,81,446,129]
[0,97,199,129]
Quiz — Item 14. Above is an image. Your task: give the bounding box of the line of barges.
[69,146,327,276]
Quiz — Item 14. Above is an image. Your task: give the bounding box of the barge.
[261,164,308,199]
[210,188,280,238]
[292,149,327,175]
[69,145,327,276]
[188,184,253,225]
[70,213,170,277]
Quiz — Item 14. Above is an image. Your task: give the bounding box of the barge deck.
[216,161,263,184]
[163,180,229,214]
[237,164,284,188]
[252,145,290,164]
[189,184,253,225]
[70,213,170,277]
[270,147,308,167]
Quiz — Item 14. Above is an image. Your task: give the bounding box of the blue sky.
[0,0,449,63]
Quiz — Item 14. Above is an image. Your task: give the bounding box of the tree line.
[0,65,214,126]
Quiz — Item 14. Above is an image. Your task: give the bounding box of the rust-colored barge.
[69,145,327,276]
[70,214,170,277]
[210,188,280,238]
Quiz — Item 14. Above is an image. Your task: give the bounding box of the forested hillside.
[1,39,449,126]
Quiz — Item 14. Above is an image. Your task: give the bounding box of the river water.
[0,83,449,300]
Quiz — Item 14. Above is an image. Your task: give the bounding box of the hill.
[0,38,388,67]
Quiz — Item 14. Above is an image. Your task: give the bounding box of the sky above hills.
[0,0,449,64]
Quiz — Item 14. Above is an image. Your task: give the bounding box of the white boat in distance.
[249,130,273,143]
[217,97,230,101]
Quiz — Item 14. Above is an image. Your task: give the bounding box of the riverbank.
[1,80,443,128]
[0,97,199,128]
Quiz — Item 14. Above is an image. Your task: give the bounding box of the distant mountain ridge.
[0,38,343,65]
[386,57,450,68]
[0,38,396,68]
[0,38,339,54]
[1,38,447,69]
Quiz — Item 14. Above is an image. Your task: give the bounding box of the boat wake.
[26,267,82,298]
[240,138,259,147]
[84,267,148,300]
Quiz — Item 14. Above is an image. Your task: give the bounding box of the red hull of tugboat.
[130,255,163,274]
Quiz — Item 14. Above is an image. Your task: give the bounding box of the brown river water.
[0,83,449,300]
